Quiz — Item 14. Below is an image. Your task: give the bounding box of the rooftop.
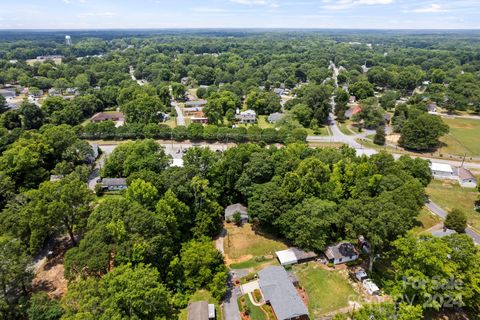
[458,167,476,180]
[325,242,358,261]
[101,178,127,186]
[224,203,248,218]
[187,301,209,320]
[430,163,453,174]
[258,266,308,320]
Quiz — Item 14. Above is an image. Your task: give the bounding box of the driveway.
[173,101,186,126]
[223,271,242,320]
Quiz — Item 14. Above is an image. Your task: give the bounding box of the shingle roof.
[224,203,248,218]
[458,167,476,181]
[258,266,308,320]
[325,242,358,261]
[101,178,127,187]
[188,301,209,320]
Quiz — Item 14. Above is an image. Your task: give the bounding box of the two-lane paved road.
[426,200,480,245]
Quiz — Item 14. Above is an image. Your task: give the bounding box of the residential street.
[426,201,480,245]
[172,100,186,126]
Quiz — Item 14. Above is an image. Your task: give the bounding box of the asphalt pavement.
[426,200,480,245]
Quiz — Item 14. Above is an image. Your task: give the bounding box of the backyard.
[426,179,480,231]
[224,223,288,270]
[439,118,480,157]
[293,262,359,318]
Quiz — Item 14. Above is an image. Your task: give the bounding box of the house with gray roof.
[324,242,359,265]
[187,301,215,320]
[101,178,127,191]
[268,112,285,124]
[224,203,248,222]
[258,266,309,320]
[431,227,456,238]
[457,167,477,188]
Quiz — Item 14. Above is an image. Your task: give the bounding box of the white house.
[275,247,317,266]
[324,242,359,265]
[458,167,477,188]
[430,163,456,180]
[235,109,256,124]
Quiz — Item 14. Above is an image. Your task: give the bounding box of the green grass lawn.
[257,116,274,129]
[178,290,222,320]
[440,118,480,157]
[229,256,278,270]
[338,122,354,136]
[294,263,359,317]
[237,295,266,320]
[426,180,480,231]
[411,208,443,234]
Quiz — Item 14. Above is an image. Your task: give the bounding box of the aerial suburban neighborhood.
[0,2,480,320]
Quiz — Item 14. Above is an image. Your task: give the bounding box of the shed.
[188,301,210,320]
[275,247,317,266]
[457,167,477,188]
[224,203,248,222]
[324,242,359,265]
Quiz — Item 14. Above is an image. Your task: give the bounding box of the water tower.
[65,35,72,46]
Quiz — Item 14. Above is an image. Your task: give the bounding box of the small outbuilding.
[324,242,359,265]
[363,279,381,295]
[275,247,317,266]
[224,203,248,222]
[187,301,215,320]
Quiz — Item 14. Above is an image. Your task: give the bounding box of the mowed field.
[224,223,288,270]
[426,180,480,231]
[293,263,359,317]
[440,118,480,156]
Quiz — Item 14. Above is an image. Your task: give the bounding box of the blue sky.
[0,0,479,29]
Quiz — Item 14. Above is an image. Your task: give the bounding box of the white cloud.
[322,0,394,10]
[412,4,448,13]
[230,0,279,7]
[77,12,116,17]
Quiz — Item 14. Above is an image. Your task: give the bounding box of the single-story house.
[235,109,256,124]
[224,203,248,222]
[345,105,361,119]
[457,167,477,188]
[363,279,380,295]
[275,248,317,266]
[91,111,125,123]
[184,107,204,116]
[268,112,285,124]
[273,88,285,97]
[324,242,359,265]
[191,116,209,124]
[187,301,215,320]
[186,100,208,108]
[430,163,456,180]
[101,178,128,191]
[258,266,309,320]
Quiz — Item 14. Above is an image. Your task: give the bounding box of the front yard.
[293,263,360,318]
[426,179,480,231]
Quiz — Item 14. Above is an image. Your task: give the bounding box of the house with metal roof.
[258,266,309,320]
[430,163,457,180]
[275,248,317,266]
[267,112,285,124]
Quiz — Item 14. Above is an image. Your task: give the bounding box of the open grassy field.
[178,290,222,320]
[224,223,288,270]
[411,208,443,234]
[426,180,480,231]
[294,263,359,317]
[440,118,480,156]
